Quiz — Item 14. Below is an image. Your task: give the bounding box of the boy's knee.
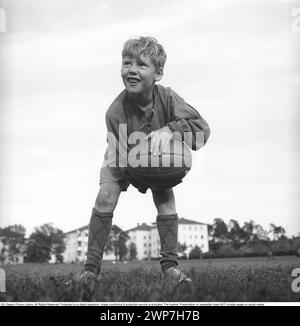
[95,184,120,212]
[152,188,175,204]
[151,188,176,215]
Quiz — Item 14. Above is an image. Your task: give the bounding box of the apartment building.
[63,218,209,262]
[128,218,209,260]
[63,225,115,263]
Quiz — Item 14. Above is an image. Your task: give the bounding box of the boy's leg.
[151,187,191,284]
[151,188,178,273]
[84,182,122,275]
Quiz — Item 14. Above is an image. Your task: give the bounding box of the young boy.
[79,36,210,286]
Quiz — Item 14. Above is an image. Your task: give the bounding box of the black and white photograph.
[0,0,300,308]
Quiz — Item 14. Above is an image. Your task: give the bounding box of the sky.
[0,0,299,238]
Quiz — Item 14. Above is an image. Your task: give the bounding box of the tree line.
[183,218,300,259]
[0,223,131,264]
[0,223,65,264]
[0,219,299,264]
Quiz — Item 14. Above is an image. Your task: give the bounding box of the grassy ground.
[1,256,300,302]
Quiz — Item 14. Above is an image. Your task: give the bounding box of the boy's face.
[121,54,163,96]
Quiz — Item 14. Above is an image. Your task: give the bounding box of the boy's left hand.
[144,126,173,156]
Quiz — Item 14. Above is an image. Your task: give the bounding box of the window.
[195,226,198,230]
[78,241,81,247]
[201,235,204,239]
[144,243,147,247]
[189,226,192,230]
[144,251,147,255]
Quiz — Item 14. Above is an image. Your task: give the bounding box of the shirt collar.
[124,85,157,114]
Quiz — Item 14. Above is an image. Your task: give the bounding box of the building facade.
[63,218,209,262]
[127,218,209,260]
[63,225,115,263]
[126,223,152,260]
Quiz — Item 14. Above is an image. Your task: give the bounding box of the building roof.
[64,224,124,236]
[126,223,152,233]
[126,218,208,233]
[64,225,89,235]
[151,218,208,227]
[178,218,208,225]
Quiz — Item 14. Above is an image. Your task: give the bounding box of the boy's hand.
[144,126,173,156]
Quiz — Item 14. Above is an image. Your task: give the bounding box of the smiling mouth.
[126,77,141,85]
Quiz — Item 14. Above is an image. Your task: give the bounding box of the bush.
[188,246,202,259]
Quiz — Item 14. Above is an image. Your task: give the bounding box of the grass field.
[1,256,300,302]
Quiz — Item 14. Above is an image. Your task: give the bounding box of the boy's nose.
[128,64,138,74]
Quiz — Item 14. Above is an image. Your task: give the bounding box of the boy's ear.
[155,67,163,82]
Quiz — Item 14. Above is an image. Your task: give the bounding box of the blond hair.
[122,36,167,71]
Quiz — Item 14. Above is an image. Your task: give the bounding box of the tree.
[241,220,256,244]
[104,225,129,261]
[228,219,244,248]
[270,236,293,255]
[250,239,271,256]
[0,225,26,263]
[213,218,229,239]
[211,218,229,244]
[189,245,202,259]
[207,224,214,240]
[269,224,286,241]
[129,243,137,260]
[115,231,129,261]
[104,225,122,256]
[253,224,269,241]
[177,242,188,259]
[26,223,65,263]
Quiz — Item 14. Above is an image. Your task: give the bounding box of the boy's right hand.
[144,126,173,156]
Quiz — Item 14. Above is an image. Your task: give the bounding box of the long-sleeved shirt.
[103,84,210,167]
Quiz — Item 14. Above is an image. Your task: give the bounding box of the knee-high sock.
[85,208,113,274]
[156,214,178,273]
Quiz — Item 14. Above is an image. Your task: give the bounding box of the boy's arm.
[104,110,128,167]
[166,90,210,150]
